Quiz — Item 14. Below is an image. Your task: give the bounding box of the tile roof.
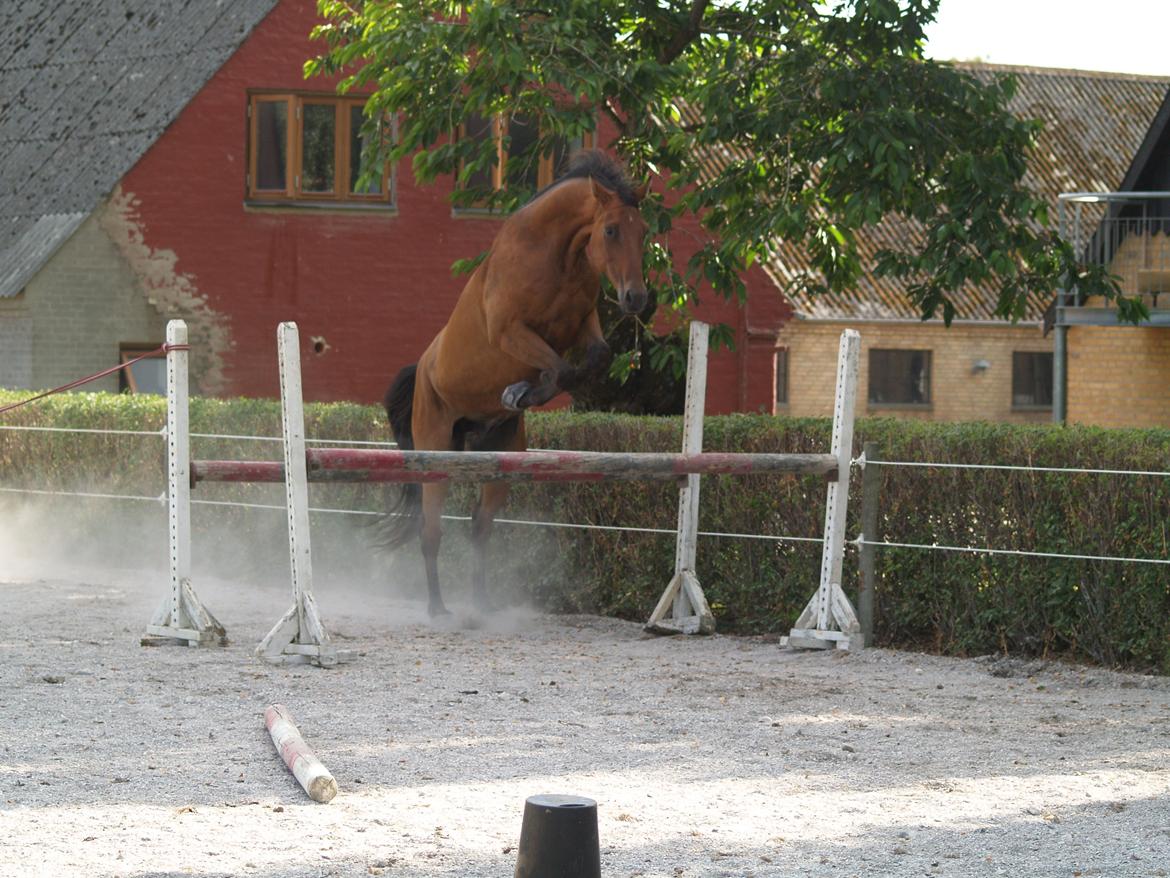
[767,65,1170,322]
[0,213,87,300]
[0,0,278,297]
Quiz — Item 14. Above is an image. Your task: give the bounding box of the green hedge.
[3,388,1168,672]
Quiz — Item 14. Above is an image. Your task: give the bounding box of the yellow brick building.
[775,320,1054,423]
[765,66,1170,426]
[1065,324,1170,427]
[1057,209,1170,427]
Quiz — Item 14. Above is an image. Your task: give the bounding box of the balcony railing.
[1056,191,1170,321]
[1052,191,1170,423]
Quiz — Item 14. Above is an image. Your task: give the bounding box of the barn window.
[868,349,931,407]
[1012,351,1054,409]
[119,347,166,395]
[456,113,595,209]
[247,93,392,206]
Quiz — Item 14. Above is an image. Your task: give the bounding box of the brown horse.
[381,151,650,616]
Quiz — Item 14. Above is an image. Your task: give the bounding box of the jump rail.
[146,319,863,664]
[191,450,840,484]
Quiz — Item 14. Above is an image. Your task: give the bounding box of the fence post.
[857,441,880,647]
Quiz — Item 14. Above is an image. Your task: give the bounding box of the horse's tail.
[384,363,417,450]
[373,364,422,549]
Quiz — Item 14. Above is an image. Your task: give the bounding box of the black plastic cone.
[513,793,601,878]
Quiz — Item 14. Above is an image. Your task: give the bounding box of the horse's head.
[586,177,650,314]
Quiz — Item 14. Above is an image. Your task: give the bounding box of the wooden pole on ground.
[264,703,338,803]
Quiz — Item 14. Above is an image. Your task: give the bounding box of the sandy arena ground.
[1,528,1168,877]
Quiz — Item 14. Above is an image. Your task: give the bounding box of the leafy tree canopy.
[307,0,1142,387]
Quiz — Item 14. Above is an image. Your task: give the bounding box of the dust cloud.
[0,487,561,634]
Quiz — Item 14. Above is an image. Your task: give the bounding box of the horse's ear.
[590,176,615,206]
[632,179,650,202]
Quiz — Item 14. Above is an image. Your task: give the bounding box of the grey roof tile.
[0,0,278,297]
[2,4,93,71]
[54,6,134,65]
[3,62,90,142]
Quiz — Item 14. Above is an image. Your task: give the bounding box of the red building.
[0,0,789,414]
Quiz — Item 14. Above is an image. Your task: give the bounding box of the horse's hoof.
[501,381,531,412]
[427,602,452,618]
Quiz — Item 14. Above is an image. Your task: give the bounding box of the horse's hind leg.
[420,480,451,617]
[411,372,457,618]
[470,481,509,613]
[468,415,524,612]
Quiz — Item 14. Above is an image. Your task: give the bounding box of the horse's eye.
[604,225,618,240]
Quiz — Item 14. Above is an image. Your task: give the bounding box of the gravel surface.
[2,562,1169,878]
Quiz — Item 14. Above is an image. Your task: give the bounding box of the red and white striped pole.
[265,703,338,803]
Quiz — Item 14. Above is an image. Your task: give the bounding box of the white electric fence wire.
[0,425,163,437]
[14,482,1167,564]
[0,425,398,446]
[190,432,399,448]
[870,459,1170,478]
[0,486,163,503]
[0,485,822,543]
[856,537,1170,566]
[190,497,822,542]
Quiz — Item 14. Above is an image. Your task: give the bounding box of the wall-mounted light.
[971,358,990,374]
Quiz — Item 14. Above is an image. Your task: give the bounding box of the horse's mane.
[533,149,639,206]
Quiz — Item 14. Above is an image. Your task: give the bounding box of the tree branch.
[657,0,711,64]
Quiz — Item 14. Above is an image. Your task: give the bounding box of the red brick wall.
[118,0,789,412]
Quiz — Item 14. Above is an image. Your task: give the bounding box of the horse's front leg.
[565,308,612,387]
[500,369,563,411]
[494,314,613,410]
[493,321,575,411]
[515,310,610,404]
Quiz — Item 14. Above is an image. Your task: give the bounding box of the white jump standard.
[645,321,715,635]
[143,319,225,648]
[256,322,350,667]
[647,325,865,649]
[783,329,864,651]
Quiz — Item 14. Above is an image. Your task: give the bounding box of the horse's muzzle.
[619,287,649,314]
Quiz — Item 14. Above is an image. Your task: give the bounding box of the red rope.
[0,343,189,417]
